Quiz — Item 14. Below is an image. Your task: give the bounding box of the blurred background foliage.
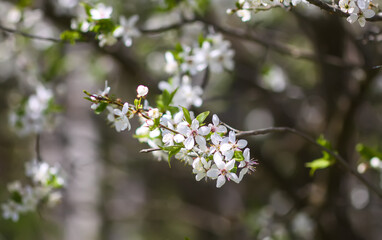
[0,0,382,239]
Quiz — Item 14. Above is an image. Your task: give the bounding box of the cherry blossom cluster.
[340,0,376,27]
[228,0,377,27]
[68,3,140,47]
[2,160,65,222]
[9,85,56,136]
[227,0,306,22]
[86,83,257,188]
[159,33,235,108]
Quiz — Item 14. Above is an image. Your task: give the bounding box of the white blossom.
[113,15,141,47]
[207,152,238,188]
[113,103,131,132]
[90,3,113,20]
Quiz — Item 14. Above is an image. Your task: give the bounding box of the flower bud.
[137,85,149,98]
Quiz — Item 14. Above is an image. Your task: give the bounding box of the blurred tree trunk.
[63,58,104,240]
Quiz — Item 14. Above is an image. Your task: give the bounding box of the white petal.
[213,152,225,169]
[113,108,122,116]
[226,159,236,170]
[220,143,232,152]
[363,9,375,18]
[217,125,227,133]
[237,139,248,149]
[196,173,205,181]
[191,119,199,130]
[195,135,207,149]
[122,102,129,114]
[224,150,234,160]
[243,148,250,161]
[211,133,223,145]
[358,17,366,27]
[174,134,185,143]
[198,126,211,135]
[207,169,220,178]
[216,175,226,188]
[184,136,194,150]
[162,133,173,144]
[229,131,236,143]
[212,114,219,126]
[229,172,239,181]
[347,14,358,24]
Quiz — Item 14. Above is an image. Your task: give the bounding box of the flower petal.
[184,136,195,150]
[216,175,226,188]
[207,168,220,178]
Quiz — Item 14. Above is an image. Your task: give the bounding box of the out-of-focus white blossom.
[2,160,65,222]
[113,15,141,47]
[9,84,54,135]
[90,3,113,20]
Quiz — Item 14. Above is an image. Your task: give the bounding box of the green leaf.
[174,43,183,53]
[356,144,382,160]
[91,19,117,34]
[198,34,205,47]
[316,135,335,160]
[134,98,142,109]
[196,111,210,124]
[16,0,32,9]
[305,158,334,176]
[230,166,237,173]
[94,102,108,114]
[160,145,182,168]
[233,151,244,162]
[182,107,192,124]
[11,191,23,204]
[168,147,181,168]
[60,30,82,44]
[156,89,177,112]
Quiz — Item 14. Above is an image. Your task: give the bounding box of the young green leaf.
[182,107,192,124]
[306,158,334,176]
[94,102,108,114]
[356,144,382,160]
[233,151,244,162]
[196,111,210,124]
[60,30,82,44]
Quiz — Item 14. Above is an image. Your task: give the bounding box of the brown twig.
[0,25,63,42]
[140,148,162,153]
[306,0,382,21]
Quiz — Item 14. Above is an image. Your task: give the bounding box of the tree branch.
[236,127,382,199]
[306,0,382,22]
[196,17,355,68]
[0,25,63,42]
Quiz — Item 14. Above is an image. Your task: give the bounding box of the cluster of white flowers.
[164,33,235,76]
[159,33,235,108]
[228,0,305,22]
[340,0,375,27]
[88,84,257,188]
[229,0,376,27]
[9,85,54,135]
[70,3,140,47]
[2,160,64,222]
